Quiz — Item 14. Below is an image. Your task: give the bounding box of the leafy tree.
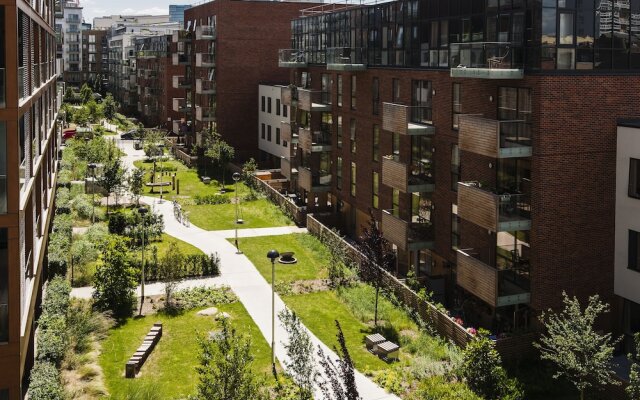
[86,99,103,124]
[316,320,360,400]
[628,333,640,400]
[80,83,93,104]
[204,130,235,190]
[534,292,620,400]
[103,93,118,120]
[321,228,353,288]
[128,168,145,205]
[92,236,137,319]
[158,241,185,309]
[358,217,395,326]
[193,318,269,400]
[99,158,125,214]
[73,106,90,127]
[143,128,165,158]
[459,335,523,400]
[70,238,97,284]
[242,157,258,196]
[64,87,75,103]
[279,309,316,399]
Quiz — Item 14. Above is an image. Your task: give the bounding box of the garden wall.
[253,177,306,226]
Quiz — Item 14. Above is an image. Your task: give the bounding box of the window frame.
[629,158,640,199]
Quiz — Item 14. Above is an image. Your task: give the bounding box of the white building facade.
[258,84,293,168]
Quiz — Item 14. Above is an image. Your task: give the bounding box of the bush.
[42,277,71,317]
[72,194,94,220]
[411,376,481,400]
[57,169,73,188]
[66,299,113,354]
[85,223,109,244]
[108,211,128,235]
[194,194,230,205]
[174,286,237,310]
[37,315,68,364]
[29,361,65,400]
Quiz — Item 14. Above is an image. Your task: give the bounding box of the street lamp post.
[88,163,97,223]
[158,144,165,202]
[266,249,279,373]
[232,172,242,254]
[138,206,149,316]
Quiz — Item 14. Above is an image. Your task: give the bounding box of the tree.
[279,309,316,399]
[534,292,620,400]
[242,157,258,196]
[143,128,165,158]
[80,83,93,104]
[628,333,640,400]
[193,318,269,400]
[128,168,145,205]
[73,106,90,127]
[204,130,235,190]
[99,158,125,214]
[316,320,360,400]
[70,238,97,285]
[64,87,75,103]
[86,99,103,124]
[92,236,137,319]
[103,93,118,121]
[158,241,184,309]
[358,217,395,326]
[459,335,523,400]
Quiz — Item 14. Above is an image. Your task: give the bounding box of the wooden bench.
[373,340,400,362]
[365,333,386,351]
[125,323,163,378]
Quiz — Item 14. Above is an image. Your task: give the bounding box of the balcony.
[278,49,308,68]
[138,50,165,59]
[381,155,434,193]
[172,98,192,113]
[450,42,524,79]
[172,30,192,42]
[196,79,216,95]
[0,68,5,107]
[287,88,331,112]
[144,87,160,97]
[196,106,215,122]
[172,53,189,66]
[381,209,435,251]
[458,115,531,158]
[195,25,216,40]
[299,127,331,153]
[456,249,530,307]
[281,121,298,144]
[18,66,26,100]
[144,70,158,79]
[298,167,331,193]
[457,182,531,232]
[172,75,191,89]
[33,63,41,89]
[382,103,435,136]
[196,53,215,68]
[326,47,366,71]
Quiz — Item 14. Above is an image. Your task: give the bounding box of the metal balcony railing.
[326,47,366,70]
[450,42,524,79]
[278,49,308,67]
[196,25,216,40]
[18,66,26,99]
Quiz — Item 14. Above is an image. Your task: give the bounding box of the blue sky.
[82,0,188,25]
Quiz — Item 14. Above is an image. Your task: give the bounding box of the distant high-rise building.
[169,5,191,24]
[55,0,85,85]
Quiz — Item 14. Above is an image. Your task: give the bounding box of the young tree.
[92,236,137,319]
[158,241,184,309]
[358,217,395,326]
[64,87,75,103]
[628,333,640,400]
[99,158,125,214]
[204,130,235,190]
[534,292,620,400]
[459,335,523,400]
[143,128,165,158]
[73,107,90,127]
[103,93,118,121]
[80,83,93,104]
[321,228,352,288]
[193,318,269,400]
[242,157,258,196]
[279,309,316,399]
[86,99,103,124]
[128,168,145,205]
[316,320,360,400]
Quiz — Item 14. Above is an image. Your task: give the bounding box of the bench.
[145,182,172,187]
[125,323,163,378]
[373,341,400,362]
[200,176,211,184]
[365,333,386,351]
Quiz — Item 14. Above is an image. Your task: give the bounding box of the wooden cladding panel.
[281,122,292,143]
[281,87,292,107]
[298,128,312,153]
[382,103,408,134]
[281,157,292,181]
[381,157,408,192]
[459,115,499,158]
[381,212,408,251]
[457,183,498,231]
[456,250,498,307]
[297,89,312,111]
[298,167,312,192]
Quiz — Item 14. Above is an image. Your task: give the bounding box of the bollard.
[177,179,180,195]
[172,175,175,190]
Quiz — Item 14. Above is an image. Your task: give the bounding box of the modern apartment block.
[170,0,321,161]
[279,0,640,336]
[93,14,170,30]
[55,0,84,85]
[258,84,292,168]
[169,5,191,25]
[81,29,108,89]
[0,1,63,398]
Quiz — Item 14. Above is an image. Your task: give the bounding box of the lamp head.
[267,249,279,260]
[88,163,97,170]
[232,172,241,182]
[138,206,149,215]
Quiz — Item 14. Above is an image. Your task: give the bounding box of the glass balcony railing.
[196,25,216,40]
[457,181,531,231]
[196,53,215,67]
[0,68,5,108]
[173,53,189,65]
[450,42,524,79]
[278,49,308,67]
[196,106,216,121]
[382,102,435,135]
[173,30,192,42]
[326,47,366,70]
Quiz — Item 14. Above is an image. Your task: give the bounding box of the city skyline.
[82,0,178,25]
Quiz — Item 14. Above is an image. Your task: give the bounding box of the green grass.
[235,234,329,284]
[151,233,204,258]
[184,199,294,231]
[99,302,275,400]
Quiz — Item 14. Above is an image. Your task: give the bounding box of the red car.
[62,128,76,142]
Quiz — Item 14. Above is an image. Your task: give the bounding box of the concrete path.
[210,225,307,239]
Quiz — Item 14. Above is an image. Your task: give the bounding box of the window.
[392,78,401,103]
[451,210,460,250]
[321,74,331,104]
[276,128,281,145]
[373,125,380,162]
[451,144,460,191]
[336,116,343,148]
[261,96,265,112]
[276,99,281,116]
[283,140,288,148]
[629,158,640,199]
[350,119,356,154]
[411,80,432,124]
[0,228,8,343]
[0,124,5,214]
[261,123,265,139]
[350,162,356,197]
[372,77,380,115]
[267,125,272,141]
[283,105,288,118]
[392,189,400,217]
[392,133,400,156]
[372,172,379,209]
[337,157,343,190]
[629,230,640,271]
[337,75,343,107]
[452,83,462,130]
[267,97,272,113]
[498,87,532,122]
[350,75,356,110]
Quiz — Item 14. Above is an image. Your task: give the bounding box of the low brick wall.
[254,177,306,226]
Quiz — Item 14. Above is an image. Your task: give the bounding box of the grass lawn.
[99,302,275,400]
[151,233,204,257]
[235,234,329,284]
[184,199,294,231]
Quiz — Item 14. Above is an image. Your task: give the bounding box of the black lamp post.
[232,172,242,254]
[138,206,149,316]
[88,163,97,223]
[266,249,280,372]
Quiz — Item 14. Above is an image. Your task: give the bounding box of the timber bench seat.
[125,323,163,378]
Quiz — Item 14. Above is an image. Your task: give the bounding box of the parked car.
[62,128,77,142]
[120,130,138,140]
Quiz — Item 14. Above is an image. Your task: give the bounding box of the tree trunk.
[580,389,584,400]
[374,279,380,327]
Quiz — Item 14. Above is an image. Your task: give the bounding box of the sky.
[81,0,189,26]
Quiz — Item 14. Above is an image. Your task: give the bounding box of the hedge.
[28,361,65,400]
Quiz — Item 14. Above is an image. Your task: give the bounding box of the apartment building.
[93,14,169,30]
[81,29,108,90]
[258,84,292,168]
[279,0,640,336]
[55,0,84,85]
[169,5,191,25]
[170,0,322,161]
[0,1,63,398]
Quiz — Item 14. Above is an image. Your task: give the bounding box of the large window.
[261,123,265,139]
[630,230,640,272]
[451,210,460,250]
[276,128,280,145]
[372,172,379,209]
[350,75,356,110]
[336,116,343,148]
[451,144,460,191]
[350,162,356,197]
[630,158,640,199]
[411,80,432,124]
[452,83,462,130]
[350,119,356,154]
[0,228,8,343]
[392,78,401,103]
[372,77,380,115]
[337,157,343,190]
[337,75,343,107]
[373,125,380,162]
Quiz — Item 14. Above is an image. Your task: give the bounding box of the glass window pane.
[0,228,8,342]
[559,13,574,45]
[542,8,557,45]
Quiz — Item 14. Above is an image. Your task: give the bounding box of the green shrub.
[57,169,73,188]
[36,315,68,364]
[85,223,109,244]
[173,286,237,310]
[108,211,128,235]
[42,277,71,317]
[411,376,481,400]
[194,194,230,205]
[66,299,113,353]
[28,361,65,400]
[72,194,94,220]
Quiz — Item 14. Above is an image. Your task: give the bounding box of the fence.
[253,177,307,226]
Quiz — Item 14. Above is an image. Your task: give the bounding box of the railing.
[410,105,432,125]
[173,98,191,112]
[18,66,26,100]
[382,102,435,135]
[173,30,192,42]
[0,68,5,108]
[382,154,435,189]
[173,53,189,65]
[497,191,531,223]
[138,50,165,58]
[173,75,191,89]
[196,106,216,121]
[449,42,523,69]
[278,49,308,66]
[33,63,41,89]
[457,181,531,231]
[326,47,365,67]
[196,53,215,67]
[196,79,216,94]
[499,120,531,149]
[196,25,216,40]
[252,177,307,226]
